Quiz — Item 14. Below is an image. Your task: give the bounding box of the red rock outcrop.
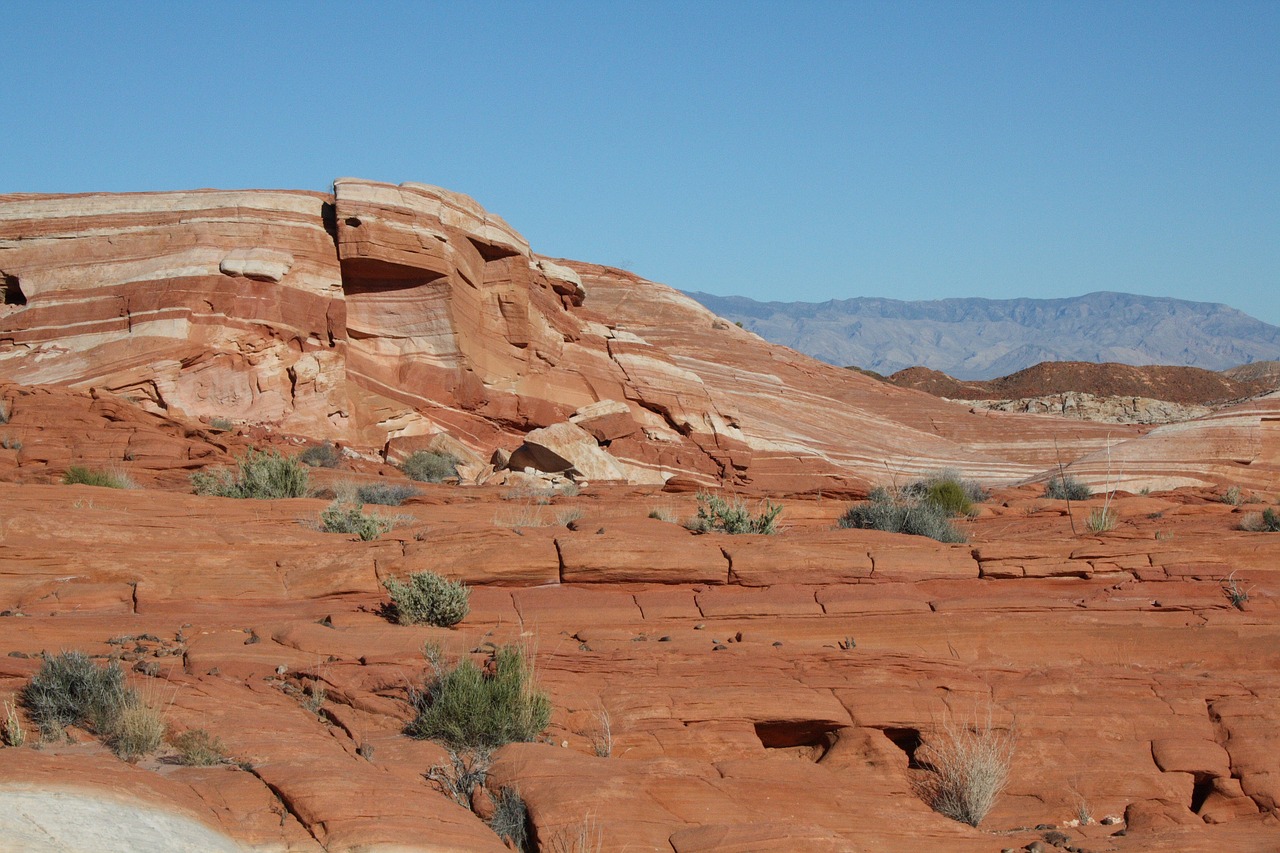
[0,479,1277,850]
[0,180,1188,495]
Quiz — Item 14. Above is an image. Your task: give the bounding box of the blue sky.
[5,1,1278,324]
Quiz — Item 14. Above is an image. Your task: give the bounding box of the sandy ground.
[0,786,244,853]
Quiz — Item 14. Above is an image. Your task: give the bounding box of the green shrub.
[923,480,972,516]
[905,469,989,512]
[300,441,341,469]
[402,451,460,483]
[22,652,132,738]
[687,491,782,535]
[170,728,228,766]
[1044,476,1091,501]
[191,448,309,499]
[356,483,420,506]
[384,571,470,627]
[62,466,135,489]
[838,490,966,543]
[408,644,551,751]
[320,500,393,540]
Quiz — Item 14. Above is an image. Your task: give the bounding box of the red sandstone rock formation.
[0,181,1279,850]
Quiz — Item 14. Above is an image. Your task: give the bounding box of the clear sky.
[4,1,1278,324]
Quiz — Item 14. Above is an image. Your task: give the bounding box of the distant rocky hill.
[882,361,1278,425]
[888,361,1272,406]
[686,290,1280,380]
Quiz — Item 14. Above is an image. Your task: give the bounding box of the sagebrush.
[22,651,132,737]
[21,651,162,759]
[191,448,309,499]
[300,442,341,469]
[839,487,966,543]
[356,483,420,506]
[402,451,460,483]
[384,571,470,627]
[320,500,393,540]
[1044,475,1091,501]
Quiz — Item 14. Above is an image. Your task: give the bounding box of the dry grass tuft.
[916,708,1016,827]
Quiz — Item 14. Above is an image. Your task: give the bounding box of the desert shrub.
[208,417,233,431]
[356,483,420,506]
[556,507,584,527]
[21,652,133,738]
[923,479,972,517]
[839,491,966,543]
[320,500,393,540]
[904,469,989,514]
[170,728,228,766]
[384,571,470,627]
[489,786,530,851]
[300,441,341,469]
[1085,507,1117,533]
[62,466,135,489]
[648,506,678,523]
[1044,475,1091,501]
[402,450,459,483]
[1222,485,1243,506]
[687,491,782,535]
[108,702,164,761]
[408,643,551,752]
[1240,507,1280,532]
[1222,571,1251,610]
[0,402,9,425]
[917,711,1016,827]
[191,448,309,499]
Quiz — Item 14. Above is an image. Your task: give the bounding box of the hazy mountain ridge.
[685,290,1280,380]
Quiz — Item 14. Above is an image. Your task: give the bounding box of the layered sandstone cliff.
[3,181,1279,493]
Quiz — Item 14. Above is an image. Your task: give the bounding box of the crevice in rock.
[552,538,565,584]
[754,721,838,762]
[1190,774,1215,814]
[246,769,327,849]
[883,727,927,769]
[320,200,338,247]
[2,272,26,306]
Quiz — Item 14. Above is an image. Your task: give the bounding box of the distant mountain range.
[684,291,1280,380]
